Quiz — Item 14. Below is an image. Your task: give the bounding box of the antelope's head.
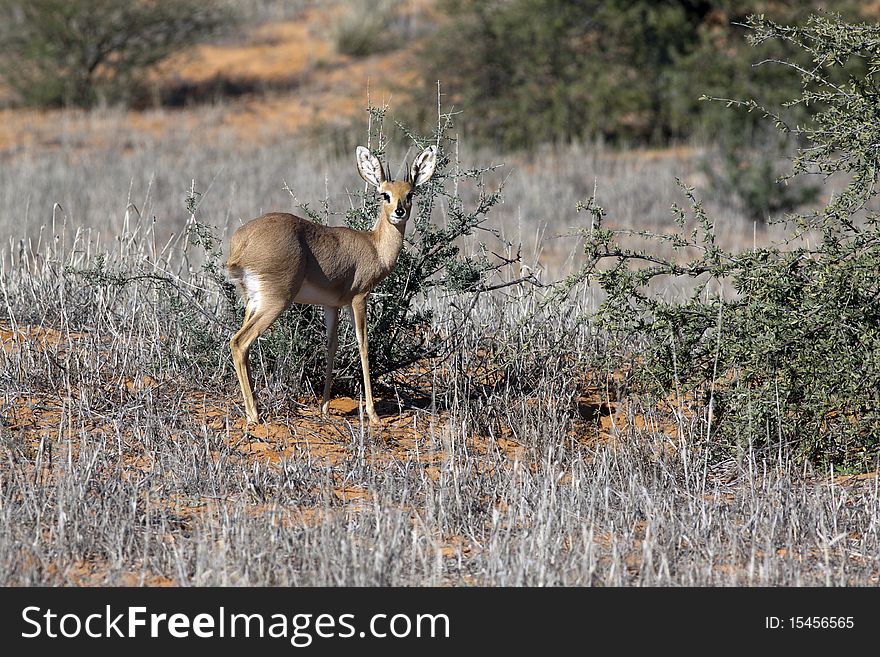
[356,145,437,226]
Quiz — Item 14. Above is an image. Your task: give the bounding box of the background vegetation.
[413,0,864,147]
[578,13,880,469]
[0,0,234,107]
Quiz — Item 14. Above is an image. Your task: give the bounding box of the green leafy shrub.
[333,0,410,58]
[0,0,234,107]
[579,13,880,468]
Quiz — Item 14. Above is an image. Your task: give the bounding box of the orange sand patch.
[45,560,176,587]
[1,394,65,443]
[327,396,361,414]
[333,483,371,504]
[440,534,475,558]
[0,325,88,353]
[121,374,163,392]
[155,16,335,87]
[571,390,616,445]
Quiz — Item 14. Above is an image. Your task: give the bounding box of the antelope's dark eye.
[381,192,391,203]
[406,192,414,203]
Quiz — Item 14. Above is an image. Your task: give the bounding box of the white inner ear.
[410,146,437,187]
[356,146,384,188]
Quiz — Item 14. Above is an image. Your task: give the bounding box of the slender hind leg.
[230,302,287,423]
[350,294,379,423]
[321,305,340,416]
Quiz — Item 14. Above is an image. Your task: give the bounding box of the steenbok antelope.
[226,144,438,424]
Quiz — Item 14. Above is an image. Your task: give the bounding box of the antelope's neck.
[370,212,405,275]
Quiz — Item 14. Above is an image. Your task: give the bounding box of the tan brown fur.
[226,145,437,424]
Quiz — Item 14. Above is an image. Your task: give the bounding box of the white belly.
[294,280,343,307]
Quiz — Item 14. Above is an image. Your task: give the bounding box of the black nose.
[394,207,406,217]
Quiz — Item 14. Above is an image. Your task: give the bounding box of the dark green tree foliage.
[418,0,863,148]
[580,14,880,468]
[0,0,233,107]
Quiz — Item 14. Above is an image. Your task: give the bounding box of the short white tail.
[226,144,438,423]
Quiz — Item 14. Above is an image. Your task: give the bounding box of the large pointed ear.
[409,145,437,187]
[356,146,386,188]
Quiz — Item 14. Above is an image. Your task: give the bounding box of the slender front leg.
[350,294,379,423]
[321,305,340,416]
